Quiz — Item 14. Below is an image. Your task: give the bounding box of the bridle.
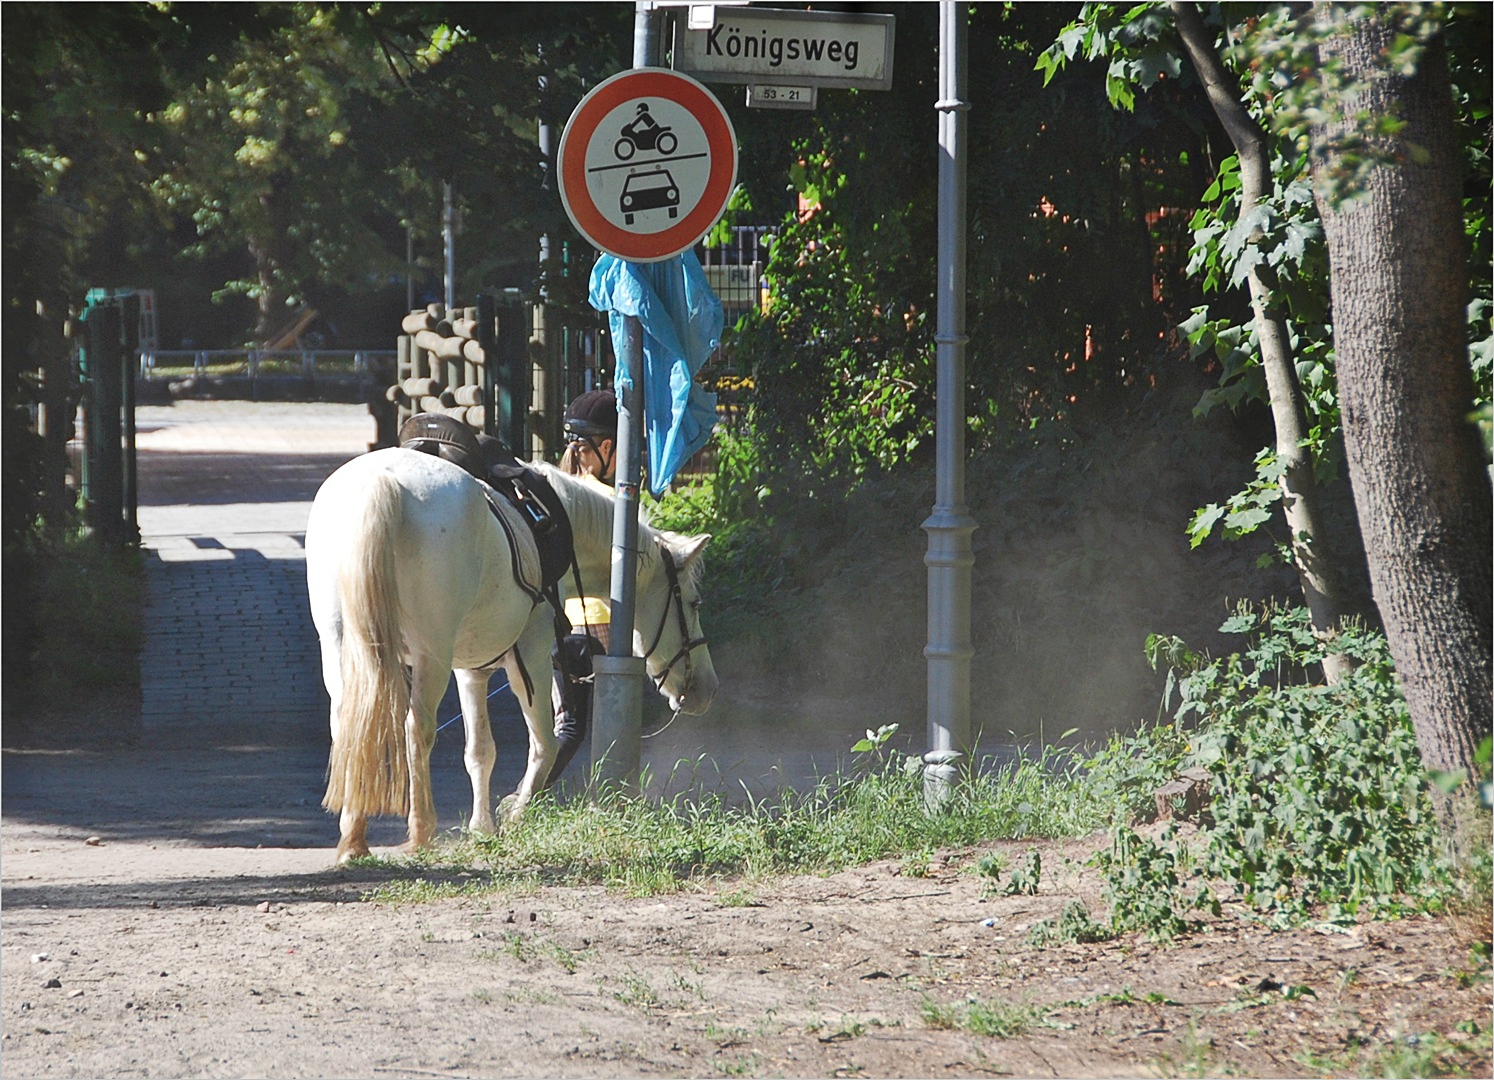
[642,543,708,695]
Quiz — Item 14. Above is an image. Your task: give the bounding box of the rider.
[547,389,618,789]
[558,389,617,485]
[623,102,659,140]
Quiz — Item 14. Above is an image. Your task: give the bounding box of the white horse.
[305,448,717,863]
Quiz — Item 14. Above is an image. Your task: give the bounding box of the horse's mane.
[530,462,702,588]
[530,462,619,544]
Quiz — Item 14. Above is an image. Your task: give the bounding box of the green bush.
[1138,605,1452,923]
[2,523,144,732]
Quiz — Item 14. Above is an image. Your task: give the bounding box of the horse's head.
[635,531,718,715]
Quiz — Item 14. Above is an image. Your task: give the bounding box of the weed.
[1002,849,1042,896]
[974,852,1008,897]
[1094,824,1217,941]
[1026,900,1116,946]
[451,742,1118,896]
[470,988,491,1004]
[921,996,1043,1038]
[1053,986,1138,1009]
[502,987,560,1005]
[671,971,706,1000]
[1150,605,1453,920]
[899,849,936,879]
[540,939,586,974]
[1297,1028,1494,1078]
[363,877,480,905]
[610,971,661,1011]
[705,1021,750,1044]
[1148,1021,1218,1078]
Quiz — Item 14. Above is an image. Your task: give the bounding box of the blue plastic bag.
[588,251,721,496]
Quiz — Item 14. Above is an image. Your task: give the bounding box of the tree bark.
[1311,8,1493,784]
[249,232,288,345]
[249,179,293,345]
[1170,1,1356,682]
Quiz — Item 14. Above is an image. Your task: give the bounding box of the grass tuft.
[412,746,1122,898]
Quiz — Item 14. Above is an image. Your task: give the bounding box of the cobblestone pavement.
[135,401,375,735]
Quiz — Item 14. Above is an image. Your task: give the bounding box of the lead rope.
[642,707,683,740]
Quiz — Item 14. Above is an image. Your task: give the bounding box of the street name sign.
[672,7,894,91]
[558,68,738,263]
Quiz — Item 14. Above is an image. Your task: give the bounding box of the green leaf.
[1224,505,1272,533]
[1219,614,1256,635]
[1187,504,1226,547]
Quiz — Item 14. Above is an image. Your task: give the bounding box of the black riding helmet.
[562,390,618,442]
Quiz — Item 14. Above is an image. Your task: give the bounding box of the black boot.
[545,632,605,790]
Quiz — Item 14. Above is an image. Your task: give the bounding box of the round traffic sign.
[558,68,738,263]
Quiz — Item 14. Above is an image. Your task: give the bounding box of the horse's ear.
[679,533,711,565]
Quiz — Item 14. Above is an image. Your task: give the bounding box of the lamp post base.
[922,749,965,811]
[592,655,646,793]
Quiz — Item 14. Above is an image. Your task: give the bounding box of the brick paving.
[136,401,377,735]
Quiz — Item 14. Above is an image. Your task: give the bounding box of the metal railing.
[138,349,396,380]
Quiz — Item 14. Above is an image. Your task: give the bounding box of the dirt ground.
[3,799,1489,1079]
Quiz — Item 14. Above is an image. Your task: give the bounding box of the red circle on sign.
[558,68,737,263]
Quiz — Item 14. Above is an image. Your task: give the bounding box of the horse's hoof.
[335,842,371,865]
[497,793,526,827]
[468,815,497,836]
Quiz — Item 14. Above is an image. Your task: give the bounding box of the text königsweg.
[705,24,862,70]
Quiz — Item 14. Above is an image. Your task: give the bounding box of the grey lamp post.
[922,1,976,805]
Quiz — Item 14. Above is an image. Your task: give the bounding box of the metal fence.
[138,349,396,380]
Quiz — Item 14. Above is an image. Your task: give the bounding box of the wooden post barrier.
[388,302,515,444]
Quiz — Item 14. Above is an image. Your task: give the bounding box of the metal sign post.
[557,4,737,790]
[590,310,647,789]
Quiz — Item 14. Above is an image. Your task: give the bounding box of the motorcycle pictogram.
[614,103,677,160]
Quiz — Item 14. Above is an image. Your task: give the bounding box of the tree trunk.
[248,232,287,346]
[1311,8,1493,785]
[1170,1,1357,682]
[249,182,292,345]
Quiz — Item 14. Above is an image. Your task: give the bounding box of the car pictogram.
[620,168,680,224]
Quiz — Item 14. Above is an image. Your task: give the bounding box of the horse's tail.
[323,469,410,818]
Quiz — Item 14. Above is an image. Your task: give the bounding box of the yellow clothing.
[564,595,611,627]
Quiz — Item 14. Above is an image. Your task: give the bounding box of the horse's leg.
[337,809,370,861]
[454,667,497,834]
[400,652,447,853]
[498,612,561,826]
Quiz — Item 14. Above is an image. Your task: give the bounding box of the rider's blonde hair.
[559,442,589,477]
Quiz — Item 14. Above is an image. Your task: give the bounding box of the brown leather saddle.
[397,413,573,596]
